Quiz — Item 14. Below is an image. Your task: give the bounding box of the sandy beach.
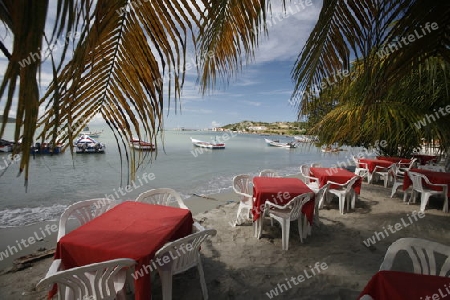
[1,174,450,299]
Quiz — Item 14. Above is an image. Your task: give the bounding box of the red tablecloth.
[310,167,362,194]
[403,168,450,197]
[376,156,411,164]
[54,201,193,300]
[413,154,439,165]
[358,270,450,299]
[252,177,314,224]
[359,158,394,173]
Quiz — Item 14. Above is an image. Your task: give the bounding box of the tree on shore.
[291,0,450,156]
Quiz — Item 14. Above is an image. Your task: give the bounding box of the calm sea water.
[0,124,364,228]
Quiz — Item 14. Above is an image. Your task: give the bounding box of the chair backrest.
[232,175,253,199]
[379,238,450,276]
[330,176,359,193]
[408,171,426,192]
[154,229,217,275]
[315,182,330,207]
[259,169,279,177]
[341,176,360,193]
[135,188,188,209]
[37,258,136,300]
[58,198,116,241]
[300,164,310,176]
[269,192,313,220]
[409,158,418,169]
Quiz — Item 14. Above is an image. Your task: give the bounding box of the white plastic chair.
[259,169,279,177]
[373,163,396,188]
[263,192,313,250]
[379,238,450,276]
[390,163,407,201]
[352,156,370,182]
[154,228,217,300]
[305,183,330,236]
[407,171,448,212]
[399,157,418,170]
[135,188,188,209]
[58,198,116,241]
[37,258,136,300]
[327,176,360,214]
[299,164,319,190]
[232,175,254,226]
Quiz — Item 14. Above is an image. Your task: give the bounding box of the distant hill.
[0,116,16,123]
[222,120,307,135]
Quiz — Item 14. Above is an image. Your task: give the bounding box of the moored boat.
[130,138,156,151]
[31,141,64,154]
[0,139,14,152]
[80,126,103,138]
[264,138,297,148]
[190,137,225,149]
[74,135,105,153]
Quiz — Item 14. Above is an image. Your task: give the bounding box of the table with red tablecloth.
[376,156,411,164]
[403,168,450,197]
[358,270,450,299]
[413,154,439,165]
[310,167,362,194]
[54,201,193,300]
[358,158,394,173]
[252,177,314,238]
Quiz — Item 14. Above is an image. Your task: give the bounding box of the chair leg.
[297,218,303,243]
[443,196,449,213]
[339,195,345,214]
[197,256,208,300]
[235,205,243,226]
[158,270,173,300]
[420,194,430,212]
[282,219,290,250]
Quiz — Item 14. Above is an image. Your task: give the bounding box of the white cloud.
[243,100,261,107]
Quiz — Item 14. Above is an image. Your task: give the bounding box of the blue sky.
[0,0,322,130]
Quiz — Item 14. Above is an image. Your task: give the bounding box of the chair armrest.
[327,180,347,187]
[264,200,289,210]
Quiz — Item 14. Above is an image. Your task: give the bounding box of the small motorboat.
[321,145,343,153]
[264,138,297,148]
[130,138,156,151]
[190,137,225,149]
[80,126,103,138]
[31,141,64,154]
[74,135,105,153]
[0,139,14,152]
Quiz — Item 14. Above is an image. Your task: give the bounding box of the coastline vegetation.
[222,121,309,136]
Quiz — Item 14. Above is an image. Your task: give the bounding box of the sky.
[0,0,323,130]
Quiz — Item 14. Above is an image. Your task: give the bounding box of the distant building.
[248,126,267,131]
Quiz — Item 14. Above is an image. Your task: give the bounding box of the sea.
[0,124,367,228]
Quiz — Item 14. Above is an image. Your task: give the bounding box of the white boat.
[264,138,297,148]
[130,138,155,151]
[0,139,14,152]
[74,135,105,153]
[80,126,103,138]
[190,137,225,149]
